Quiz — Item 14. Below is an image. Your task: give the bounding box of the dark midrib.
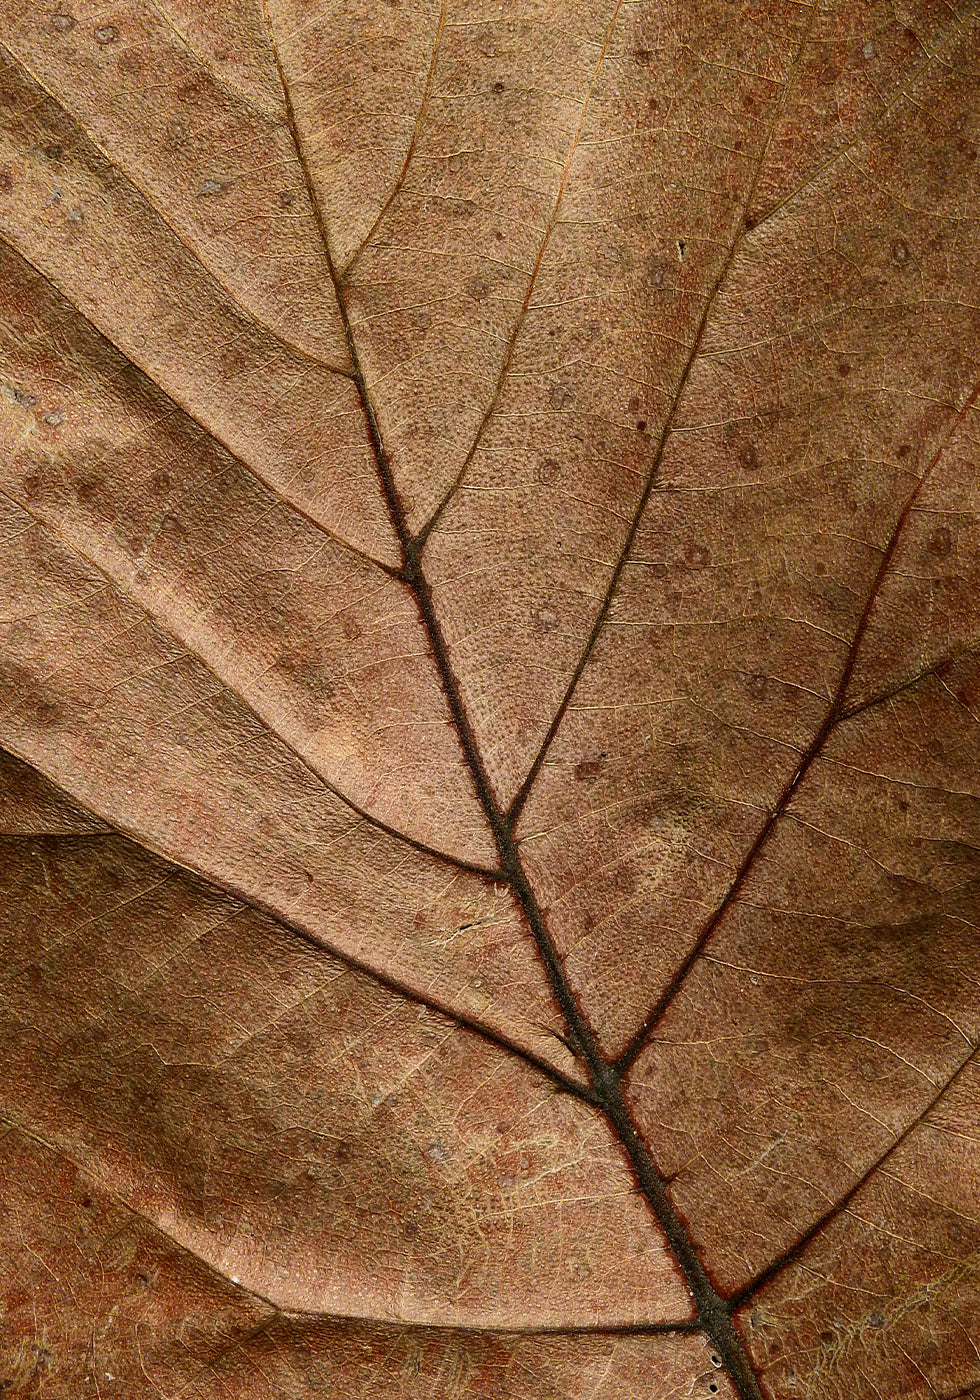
[393,453,765,1400]
[311,189,765,1400]
[268,35,764,1399]
[398,543,763,1394]
[360,357,766,1400]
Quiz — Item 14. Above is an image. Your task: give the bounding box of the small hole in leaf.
[677,239,686,261]
[710,1353,722,1368]
[708,1386,719,1395]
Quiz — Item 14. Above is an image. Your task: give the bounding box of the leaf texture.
[1,1,979,1397]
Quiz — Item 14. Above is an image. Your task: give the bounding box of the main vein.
[263,12,765,1396]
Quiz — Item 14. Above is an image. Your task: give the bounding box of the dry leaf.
[1,1,979,1396]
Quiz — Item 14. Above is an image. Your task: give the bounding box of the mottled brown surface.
[0,2,978,1396]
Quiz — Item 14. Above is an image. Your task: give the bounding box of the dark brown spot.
[492,80,505,93]
[614,865,638,897]
[574,757,604,782]
[632,47,651,65]
[149,470,171,496]
[927,524,952,557]
[681,540,710,568]
[177,72,210,103]
[335,1141,352,1162]
[635,419,648,433]
[158,512,186,541]
[278,643,334,700]
[29,1347,53,1376]
[35,701,61,726]
[43,144,64,160]
[535,457,560,484]
[739,441,759,472]
[74,475,104,505]
[896,442,911,458]
[837,361,851,376]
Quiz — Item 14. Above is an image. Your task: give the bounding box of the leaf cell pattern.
[1,1,979,1397]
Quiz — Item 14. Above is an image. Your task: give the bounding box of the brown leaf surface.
[0,2,979,1396]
